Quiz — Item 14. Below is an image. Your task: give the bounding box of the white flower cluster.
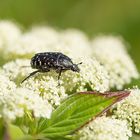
[0,75,16,97]
[113,88,140,133]
[4,26,59,59]
[0,20,21,51]
[23,27,92,58]
[56,29,92,58]
[61,57,109,93]
[2,25,92,61]
[76,116,132,140]
[91,36,139,89]
[21,73,67,107]
[0,75,52,120]
[1,59,33,83]
[1,59,67,108]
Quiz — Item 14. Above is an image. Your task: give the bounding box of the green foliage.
[1,123,35,140]
[8,124,24,140]
[111,78,140,92]
[124,78,140,89]
[34,91,129,139]
[130,133,140,140]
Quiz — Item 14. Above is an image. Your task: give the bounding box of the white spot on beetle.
[34,61,37,66]
[39,61,42,65]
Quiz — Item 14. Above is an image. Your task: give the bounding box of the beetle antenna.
[77,62,82,65]
[21,66,30,68]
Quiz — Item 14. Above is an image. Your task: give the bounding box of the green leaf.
[15,113,39,134]
[8,124,35,140]
[36,91,130,139]
[8,124,24,140]
[129,133,140,140]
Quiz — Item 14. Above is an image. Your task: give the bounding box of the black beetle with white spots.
[21,52,82,85]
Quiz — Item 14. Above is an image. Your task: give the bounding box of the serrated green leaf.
[35,91,129,139]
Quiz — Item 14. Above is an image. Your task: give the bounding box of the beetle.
[21,52,82,84]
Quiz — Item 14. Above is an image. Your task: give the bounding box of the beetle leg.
[56,68,62,86]
[58,70,62,80]
[21,70,40,84]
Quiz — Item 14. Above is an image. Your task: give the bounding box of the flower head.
[0,74,52,120]
[76,116,132,140]
[0,20,21,51]
[55,29,92,58]
[61,57,110,93]
[113,88,140,133]
[29,26,60,45]
[1,59,33,84]
[91,36,139,89]
[1,59,67,108]
[21,73,67,108]
[2,25,59,61]
[0,74,16,96]
[4,32,51,60]
[0,20,21,64]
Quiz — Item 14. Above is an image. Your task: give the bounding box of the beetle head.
[71,62,82,72]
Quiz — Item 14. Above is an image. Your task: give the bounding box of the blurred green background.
[0,0,140,70]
